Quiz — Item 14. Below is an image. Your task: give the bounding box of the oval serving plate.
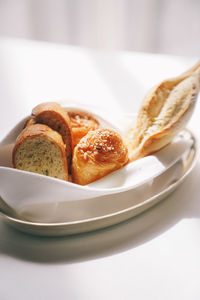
[0,105,198,236]
[0,129,198,236]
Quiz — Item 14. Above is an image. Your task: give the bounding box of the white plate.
[0,139,198,236]
[0,119,198,236]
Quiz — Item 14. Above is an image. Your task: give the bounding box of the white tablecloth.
[0,38,200,300]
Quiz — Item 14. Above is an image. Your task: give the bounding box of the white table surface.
[0,38,200,300]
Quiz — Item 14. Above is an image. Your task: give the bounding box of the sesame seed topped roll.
[72,128,129,185]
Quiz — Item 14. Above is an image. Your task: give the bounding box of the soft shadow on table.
[0,162,199,264]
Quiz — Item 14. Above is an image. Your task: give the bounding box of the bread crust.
[12,124,68,181]
[31,102,72,168]
[66,108,100,147]
[72,128,128,185]
[126,63,200,161]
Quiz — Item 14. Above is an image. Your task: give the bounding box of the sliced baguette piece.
[126,62,200,161]
[12,124,68,181]
[31,102,72,168]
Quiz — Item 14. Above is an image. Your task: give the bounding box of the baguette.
[30,102,72,168]
[126,62,200,161]
[12,124,68,181]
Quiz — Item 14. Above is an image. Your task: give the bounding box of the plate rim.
[0,128,198,235]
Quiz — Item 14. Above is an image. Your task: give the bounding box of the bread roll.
[30,102,72,168]
[72,128,128,185]
[66,108,100,147]
[12,124,68,181]
[126,62,200,161]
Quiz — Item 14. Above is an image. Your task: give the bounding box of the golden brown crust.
[12,124,68,181]
[66,108,100,147]
[31,102,72,168]
[72,128,128,185]
[24,117,36,128]
[126,63,200,161]
[14,123,65,148]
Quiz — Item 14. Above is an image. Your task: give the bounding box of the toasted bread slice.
[31,102,72,168]
[12,124,68,181]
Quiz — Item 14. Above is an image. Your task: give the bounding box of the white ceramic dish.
[0,107,198,236]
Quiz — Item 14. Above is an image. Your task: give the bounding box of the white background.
[0,0,200,56]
